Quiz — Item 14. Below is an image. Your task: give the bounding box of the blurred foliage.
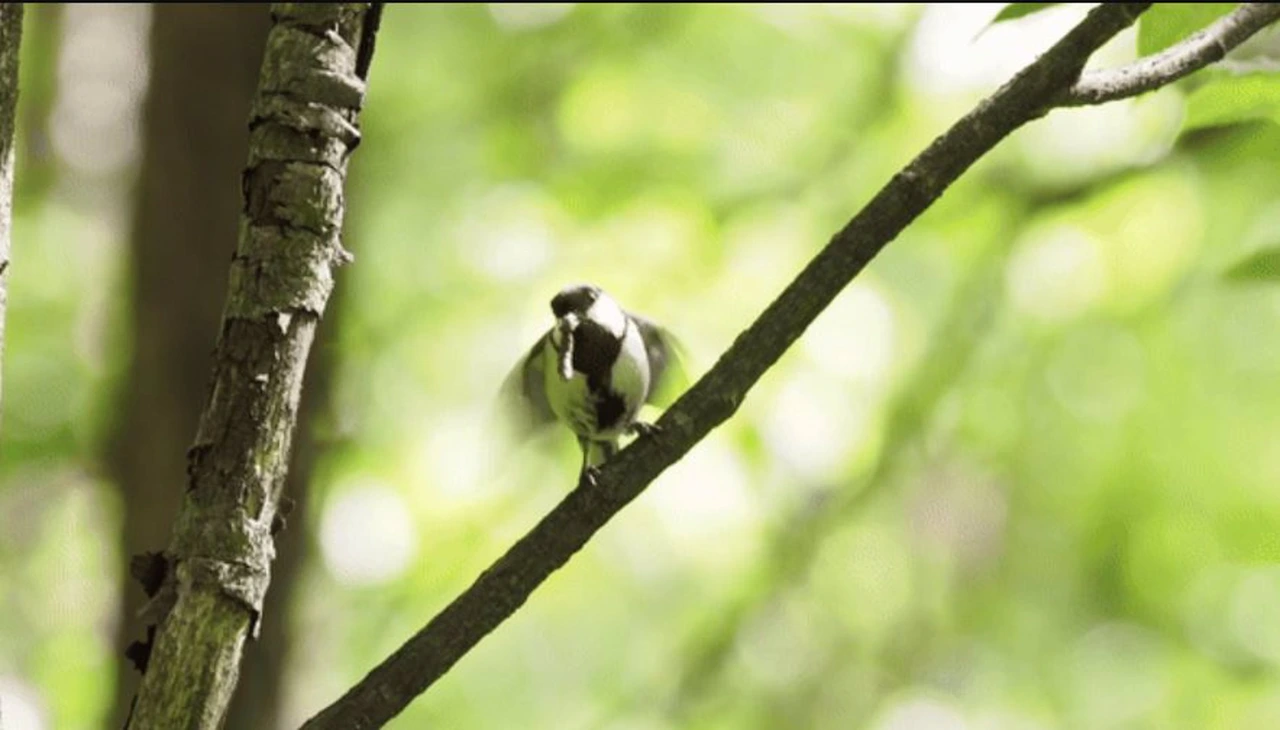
[1185,74,1280,130]
[1137,3,1237,56]
[1225,246,1280,283]
[990,4,1059,26]
[3,4,1280,730]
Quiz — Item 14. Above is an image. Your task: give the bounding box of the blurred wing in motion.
[496,331,557,442]
[630,312,690,408]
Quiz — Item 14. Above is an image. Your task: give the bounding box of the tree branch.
[301,4,1162,728]
[0,3,22,424]
[124,4,380,728]
[1062,2,1280,106]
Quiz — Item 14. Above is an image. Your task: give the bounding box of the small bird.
[500,284,684,485]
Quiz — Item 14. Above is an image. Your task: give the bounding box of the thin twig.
[1062,2,1280,106]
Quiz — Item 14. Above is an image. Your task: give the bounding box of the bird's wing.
[629,312,689,407]
[497,331,558,439]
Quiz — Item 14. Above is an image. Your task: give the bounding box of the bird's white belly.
[542,321,650,441]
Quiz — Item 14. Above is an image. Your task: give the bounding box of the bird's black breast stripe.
[571,319,621,390]
[594,390,626,431]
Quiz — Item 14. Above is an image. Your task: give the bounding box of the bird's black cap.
[550,284,601,318]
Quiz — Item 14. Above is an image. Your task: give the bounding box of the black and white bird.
[500,284,685,485]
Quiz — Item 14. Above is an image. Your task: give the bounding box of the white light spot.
[970,709,1052,730]
[418,411,490,503]
[651,440,756,539]
[52,5,150,176]
[487,3,574,31]
[1015,94,1182,185]
[1007,225,1109,323]
[907,4,1091,98]
[1067,623,1171,728]
[873,696,968,730]
[457,184,555,282]
[1227,567,1280,667]
[319,481,417,586]
[763,374,873,480]
[0,677,48,730]
[804,282,897,388]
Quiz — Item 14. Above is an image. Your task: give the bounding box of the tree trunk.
[123,4,379,728]
[108,6,271,728]
[0,3,23,417]
[224,305,341,729]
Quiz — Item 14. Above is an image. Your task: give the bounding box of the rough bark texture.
[125,4,378,729]
[302,4,1161,729]
[0,3,22,419]
[109,7,271,727]
[224,303,340,730]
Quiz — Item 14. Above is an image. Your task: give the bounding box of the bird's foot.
[578,465,602,488]
[628,421,661,438]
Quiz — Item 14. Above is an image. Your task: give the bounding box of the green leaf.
[1137,3,1236,57]
[1225,247,1280,283]
[1184,73,1280,131]
[990,3,1059,24]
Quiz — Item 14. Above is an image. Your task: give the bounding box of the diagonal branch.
[302,4,1161,728]
[1062,2,1280,106]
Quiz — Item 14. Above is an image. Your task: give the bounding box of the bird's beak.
[555,313,578,381]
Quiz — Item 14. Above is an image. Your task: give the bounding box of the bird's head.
[548,284,625,380]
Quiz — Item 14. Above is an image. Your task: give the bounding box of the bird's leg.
[577,437,597,487]
[628,420,661,438]
[577,439,619,487]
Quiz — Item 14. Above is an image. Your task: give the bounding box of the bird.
[500,283,685,486]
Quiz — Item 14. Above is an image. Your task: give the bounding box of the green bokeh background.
[4,4,1280,729]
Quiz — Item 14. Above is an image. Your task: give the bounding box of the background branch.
[107,8,270,726]
[1062,2,1280,106]
[301,4,1164,728]
[0,3,22,422]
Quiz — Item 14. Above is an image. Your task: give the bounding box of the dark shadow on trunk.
[107,6,270,728]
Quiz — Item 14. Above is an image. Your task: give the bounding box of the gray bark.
[1062,3,1280,106]
[224,306,340,729]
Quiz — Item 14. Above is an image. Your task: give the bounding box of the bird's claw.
[579,465,602,488]
[628,421,661,438]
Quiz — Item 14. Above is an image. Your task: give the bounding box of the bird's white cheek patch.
[610,325,651,416]
[586,298,627,338]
